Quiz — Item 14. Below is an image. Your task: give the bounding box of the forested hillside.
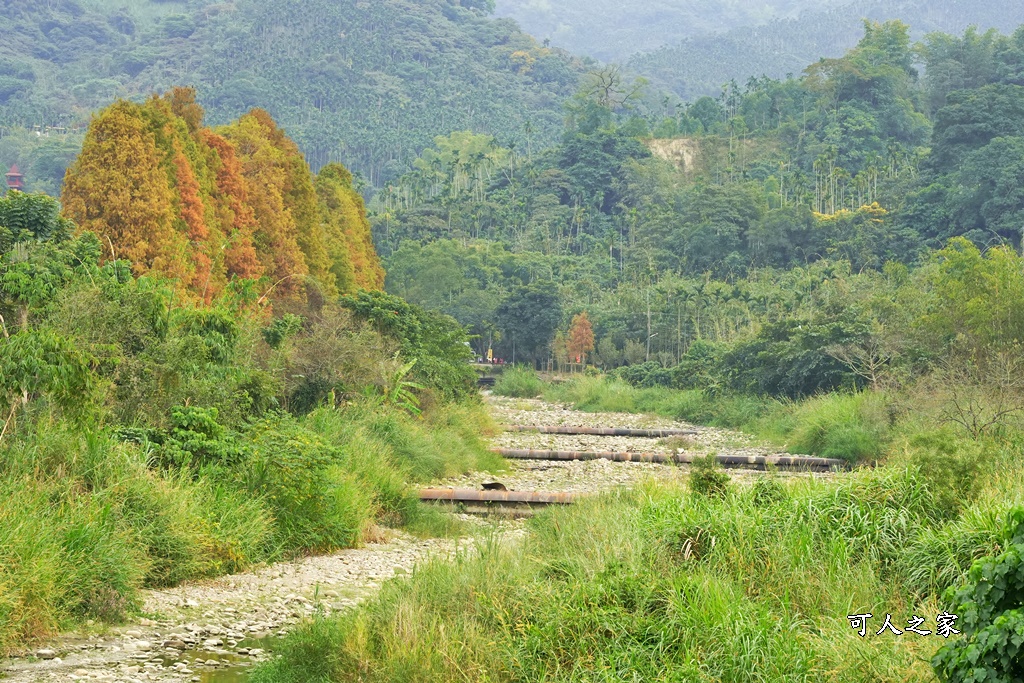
[493,0,848,62]
[631,0,1024,99]
[0,0,586,184]
[374,21,1024,385]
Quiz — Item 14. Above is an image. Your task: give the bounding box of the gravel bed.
[468,395,832,493]
[429,457,687,494]
[0,533,472,683]
[486,394,808,463]
[492,396,689,430]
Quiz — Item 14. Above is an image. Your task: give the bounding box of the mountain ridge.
[630,0,1024,98]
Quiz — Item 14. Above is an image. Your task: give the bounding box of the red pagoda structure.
[5,164,25,192]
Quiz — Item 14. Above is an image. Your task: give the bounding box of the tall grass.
[784,391,890,463]
[544,375,782,430]
[491,366,544,398]
[0,400,500,653]
[544,376,890,463]
[253,463,1018,683]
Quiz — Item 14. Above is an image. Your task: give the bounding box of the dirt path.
[1,395,809,683]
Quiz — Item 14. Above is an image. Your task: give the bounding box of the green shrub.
[492,366,544,398]
[0,394,498,652]
[156,405,249,469]
[932,508,1024,683]
[262,313,303,349]
[278,306,396,415]
[340,290,477,400]
[669,339,725,390]
[612,360,672,388]
[719,317,862,398]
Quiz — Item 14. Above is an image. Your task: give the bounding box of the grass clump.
[545,376,895,465]
[492,366,544,398]
[785,391,889,463]
[545,374,640,412]
[688,454,731,498]
[749,475,787,507]
[545,376,784,432]
[0,477,147,646]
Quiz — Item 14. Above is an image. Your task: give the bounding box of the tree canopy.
[62,89,382,302]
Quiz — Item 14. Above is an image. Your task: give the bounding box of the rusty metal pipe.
[507,426,697,437]
[498,448,678,463]
[418,488,578,504]
[494,449,848,471]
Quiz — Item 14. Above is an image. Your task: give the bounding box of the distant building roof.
[5,164,25,191]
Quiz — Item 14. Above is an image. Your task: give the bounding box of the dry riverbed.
[0,533,461,682]
[435,395,821,494]
[1,394,808,682]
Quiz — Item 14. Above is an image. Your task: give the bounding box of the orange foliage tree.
[62,100,187,281]
[568,311,595,368]
[62,88,384,303]
[316,163,385,292]
[198,129,263,282]
[219,109,340,298]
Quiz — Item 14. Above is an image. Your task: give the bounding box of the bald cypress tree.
[216,111,308,297]
[316,163,385,293]
[200,129,263,282]
[64,90,379,303]
[62,100,188,282]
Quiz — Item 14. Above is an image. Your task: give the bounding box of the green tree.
[340,290,476,399]
[0,328,99,428]
[929,85,1024,172]
[0,192,74,245]
[951,136,1024,244]
[494,283,563,365]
